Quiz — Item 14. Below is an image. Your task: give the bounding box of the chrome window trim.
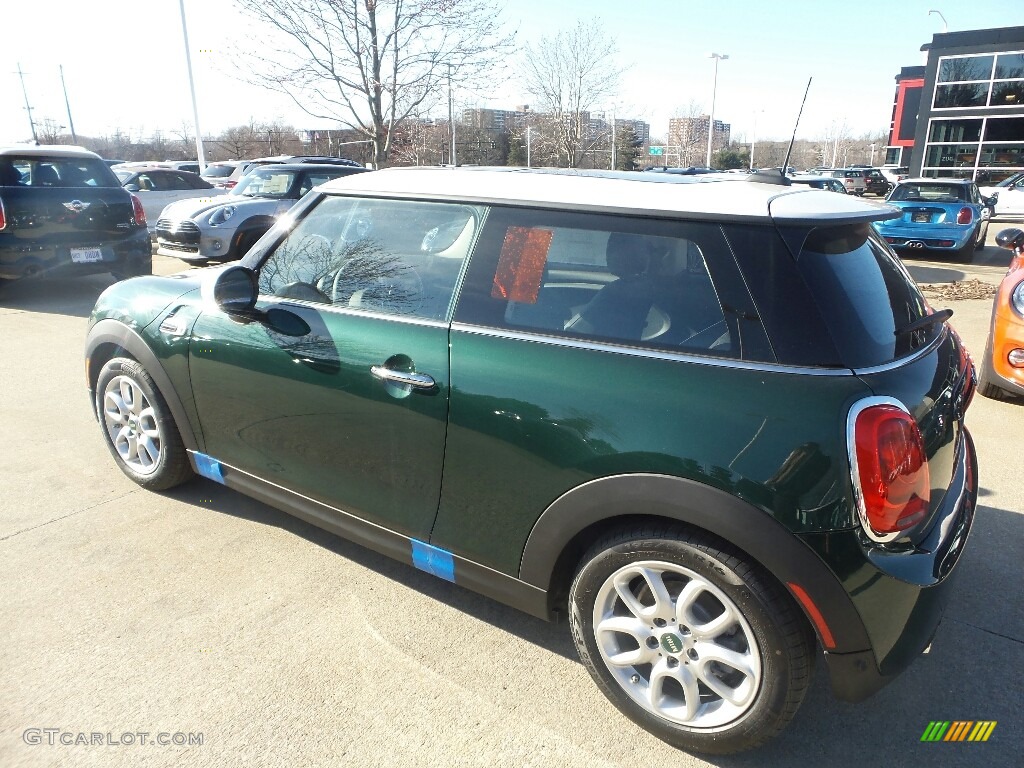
[450,322,853,376]
[450,321,946,377]
[255,293,451,329]
[846,395,913,545]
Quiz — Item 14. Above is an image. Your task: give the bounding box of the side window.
[256,196,484,322]
[455,207,754,358]
[298,173,335,197]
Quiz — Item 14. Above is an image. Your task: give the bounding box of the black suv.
[1,145,151,284]
[858,167,890,196]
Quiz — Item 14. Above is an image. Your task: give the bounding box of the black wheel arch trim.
[518,473,872,653]
[85,319,201,453]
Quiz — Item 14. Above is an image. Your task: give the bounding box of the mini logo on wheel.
[660,634,683,654]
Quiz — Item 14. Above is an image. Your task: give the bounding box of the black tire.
[569,525,814,755]
[233,230,266,261]
[975,220,989,251]
[952,237,975,263]
[977,338,1014,401]
[95,357,194,490]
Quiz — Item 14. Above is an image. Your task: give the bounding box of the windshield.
[889,183,968,203]
[202,165,236,179]
[231,169,296,198]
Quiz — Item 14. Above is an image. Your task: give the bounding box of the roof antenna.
[748,77,812,186]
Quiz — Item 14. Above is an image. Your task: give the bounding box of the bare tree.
[232,0,514,168]
[521,20,624,168]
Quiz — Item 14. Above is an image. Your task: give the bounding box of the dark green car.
[85,168,978,754]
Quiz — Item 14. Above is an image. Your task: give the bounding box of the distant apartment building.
[462,107,649,144]
[462,107,529,131]
[667,115,731,156]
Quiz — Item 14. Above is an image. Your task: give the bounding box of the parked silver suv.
[154,163,368,263]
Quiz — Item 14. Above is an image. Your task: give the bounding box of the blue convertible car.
[874,178,994,263]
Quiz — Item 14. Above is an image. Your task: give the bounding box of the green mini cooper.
[85,168,977,754]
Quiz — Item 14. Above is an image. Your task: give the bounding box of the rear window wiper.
[894,308,953,338]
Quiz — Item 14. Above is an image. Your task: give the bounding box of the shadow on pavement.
[904,265,966,284]
[163,479,1023,766]
[163,479,577,661]
[0,274,117,318]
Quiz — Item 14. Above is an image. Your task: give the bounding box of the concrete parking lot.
[1,238,1022,767]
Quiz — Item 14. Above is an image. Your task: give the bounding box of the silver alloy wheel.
[102,374,162,475]
[593,560,762,729]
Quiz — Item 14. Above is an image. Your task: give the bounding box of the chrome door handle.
[370,365,436,390]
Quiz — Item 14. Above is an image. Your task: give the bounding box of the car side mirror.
[995,228,1024,251]
[211,265,258,313]
[124,183,140,192]
[985,193,998,206]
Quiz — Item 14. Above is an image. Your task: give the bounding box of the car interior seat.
[563,232,657,341]
[0,162,23,185]
[33,165,60,186]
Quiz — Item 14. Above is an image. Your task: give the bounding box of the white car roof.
[318,167,895,223]
[0,144,101,160]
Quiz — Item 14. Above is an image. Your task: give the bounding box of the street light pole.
[706,53,729,169]
[178,0,207,173]
[928,9,948,33]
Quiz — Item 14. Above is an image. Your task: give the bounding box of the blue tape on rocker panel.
[411,540,455,583]
[192,452,225,484]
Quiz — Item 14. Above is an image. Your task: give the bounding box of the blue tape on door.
[411,540,455,583]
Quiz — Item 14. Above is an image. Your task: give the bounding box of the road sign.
[649,146,664,156]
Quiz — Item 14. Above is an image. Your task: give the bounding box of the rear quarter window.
[796,224,935,369]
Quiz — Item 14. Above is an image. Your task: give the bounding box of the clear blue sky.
[3,0,1023,147]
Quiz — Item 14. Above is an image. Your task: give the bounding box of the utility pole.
[526,126,531,168]
[611,113,617,170]
[16,63,38,143]
[59,65,77,144]
[447,63,457,166]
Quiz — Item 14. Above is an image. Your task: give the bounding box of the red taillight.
[130,193,146,227]
[0,197,6,230]
[957,207,972,225]
[852,403,930,540]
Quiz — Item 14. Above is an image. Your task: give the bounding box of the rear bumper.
[0,230,151,279]
[806,427,978,702]
[876,224,974,251]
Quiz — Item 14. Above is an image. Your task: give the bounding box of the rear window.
[890,183,968,202]
[202,164,236,179]
[797,224,935,368]
[0,156,119,188]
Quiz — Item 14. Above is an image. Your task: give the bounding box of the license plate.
[70,247,104,263]
[912,212,930,223]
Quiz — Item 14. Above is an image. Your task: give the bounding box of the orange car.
[979,227,1024,400]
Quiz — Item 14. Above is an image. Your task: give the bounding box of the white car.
[113,165,227,232]
[979,171,1024,219]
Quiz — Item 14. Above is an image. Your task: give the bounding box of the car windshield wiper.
[894,308,953,338]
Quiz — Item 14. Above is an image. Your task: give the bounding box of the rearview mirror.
[124,183,140,192]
